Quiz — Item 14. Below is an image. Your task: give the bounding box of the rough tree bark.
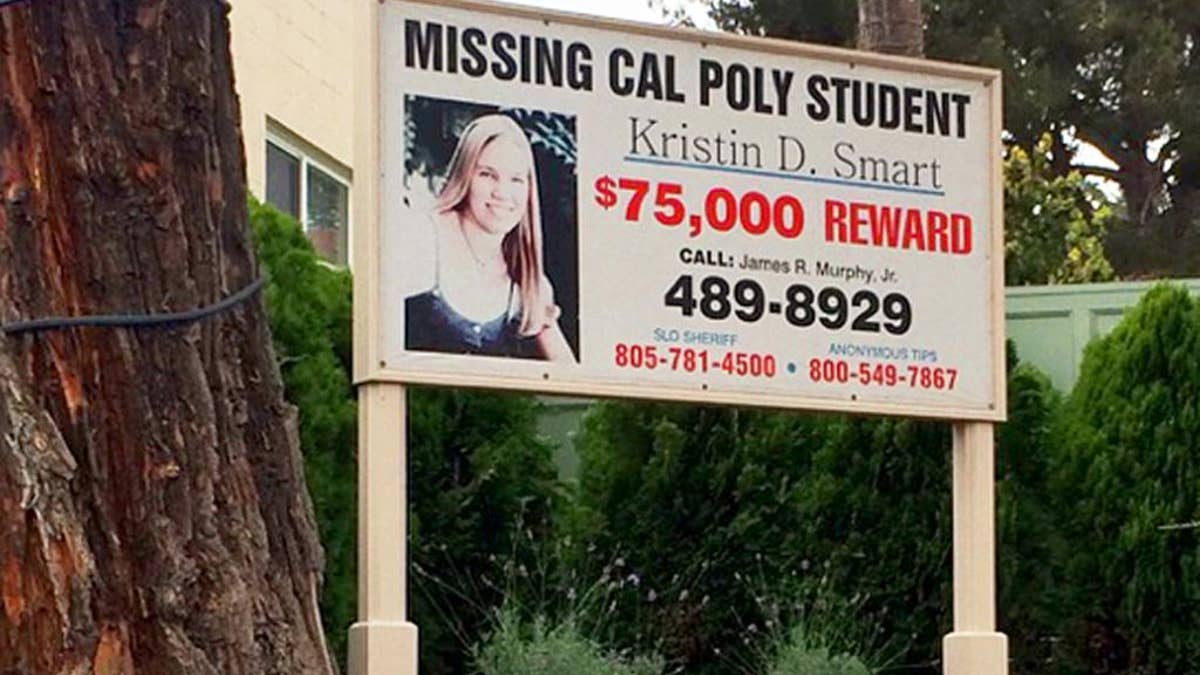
[857,0,924,57]
[0,1,331,673]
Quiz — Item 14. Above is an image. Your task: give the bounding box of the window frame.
[264,132,353,266]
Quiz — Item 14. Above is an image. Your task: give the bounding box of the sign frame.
[354,0,1007,421]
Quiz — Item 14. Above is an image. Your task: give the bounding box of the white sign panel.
[368,0,1005,420]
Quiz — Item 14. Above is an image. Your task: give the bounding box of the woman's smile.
[484,200,517,215]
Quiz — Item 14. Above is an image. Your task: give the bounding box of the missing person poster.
[372,0,1005,420]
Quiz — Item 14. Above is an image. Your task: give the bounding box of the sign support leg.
[348,383,418,675]
[943,421,1008,674]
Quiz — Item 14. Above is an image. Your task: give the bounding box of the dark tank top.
[405,285,541,359]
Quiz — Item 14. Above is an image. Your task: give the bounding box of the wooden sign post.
[349,4,418,673]
[944,422,1008,674]
[347,384,418,675]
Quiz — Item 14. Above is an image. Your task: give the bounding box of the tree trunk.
[0,2,331,673]
[1115,154,1164,230]
[857,0,924,57]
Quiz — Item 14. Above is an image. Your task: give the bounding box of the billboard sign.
[364,0,1005,420]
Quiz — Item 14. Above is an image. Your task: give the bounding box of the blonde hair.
[435,114,549,336]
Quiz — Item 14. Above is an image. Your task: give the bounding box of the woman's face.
[464,137,530,235]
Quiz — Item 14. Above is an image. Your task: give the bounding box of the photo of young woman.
[404,113,575,361]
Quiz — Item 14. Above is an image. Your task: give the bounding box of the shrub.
[766,623,871,675]
[473,606,664,675]
[1052,285,1200,673]
[739,578,878,675]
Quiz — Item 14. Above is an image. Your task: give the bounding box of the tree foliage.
[928,0,1199,234]
[1004,135,1115,285]
[699,0,1200,272]
[703,0,856,45]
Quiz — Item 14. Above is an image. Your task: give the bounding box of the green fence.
[1006,279,1200,391]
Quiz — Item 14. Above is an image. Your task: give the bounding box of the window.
[305,164,349,263]
[265,137,351,265]
[265,142,300,219]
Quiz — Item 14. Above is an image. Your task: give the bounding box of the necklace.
[459,218,502,272]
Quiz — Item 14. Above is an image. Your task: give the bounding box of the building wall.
[228,0,359,218]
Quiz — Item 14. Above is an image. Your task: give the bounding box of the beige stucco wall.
[229,0,360,197]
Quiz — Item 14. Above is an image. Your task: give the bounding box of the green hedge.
[1052,285,1200,673]
[569,348,1062,674]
